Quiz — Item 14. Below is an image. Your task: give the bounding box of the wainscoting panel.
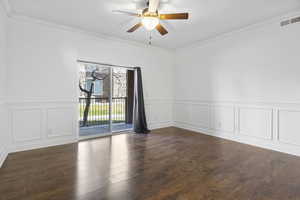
[0,101,8,168]
[238,107,273,140]
[146,99,173,129]
[278,110,300,147]
[7,99,173,152]
[46,107,75,138]
[159,103,173,123]
[11,108,43,142]
[0,146,8,168]
[210,105,235,133]
[145,104,153,123]
[190,104,210,129]
[174,100,300,157]
[8,101,78,152]
[174,103,190,124]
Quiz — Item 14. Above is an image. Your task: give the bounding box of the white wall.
[7,17,174,152]
[0,3,9,167]
[5,8,300,158]
[174,15,300,156]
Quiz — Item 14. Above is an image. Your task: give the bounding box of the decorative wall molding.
[0,101,8,168]
[11,107,43,142]
[190,103,210,130]
[5,98,172,105]
[210,105,235,134]
[237,107,273,140]
[46,107,76,138]
[145,98,173,103]
[177,9,300,50]
[0,145,8,168]
[8,11,173,52]
[10,137,78,153]
[7,99,173,152]
[145,99,173,130]
[149,121,174,130]
[8,101,78,152]
[0,100,5,105]
[6,99,77,105]
[174,99,300,108]
[4,97,300,157]
[174,100,300,157]
[4,0,300,51]
[277,109,300,147]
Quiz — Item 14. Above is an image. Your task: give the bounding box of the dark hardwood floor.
[1,127,300,200]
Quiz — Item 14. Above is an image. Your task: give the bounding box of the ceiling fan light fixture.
[116,0,189,36]
[142,16,159,30]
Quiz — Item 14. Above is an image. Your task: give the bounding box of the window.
[94,80,103,95]
[85,79,93,91]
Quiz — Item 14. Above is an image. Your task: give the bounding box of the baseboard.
[9,137,78,153]
[0,146,9,168]
[174,122,300,157]
[149,121,174,130]
[8,121,173,153]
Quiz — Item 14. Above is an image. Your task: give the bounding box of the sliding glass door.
[78,61,133,139]
[111,67,134,132]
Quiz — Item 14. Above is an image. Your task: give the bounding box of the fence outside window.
[79,97,127,127]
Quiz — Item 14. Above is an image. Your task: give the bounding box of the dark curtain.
[133,67,150,134]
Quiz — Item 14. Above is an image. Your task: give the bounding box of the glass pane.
[79,62,111,137]
[111,67,133,132]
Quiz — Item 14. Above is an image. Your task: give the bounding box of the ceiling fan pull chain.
[149,31,152,45]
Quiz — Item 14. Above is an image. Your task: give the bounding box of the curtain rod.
[77,60,136,70]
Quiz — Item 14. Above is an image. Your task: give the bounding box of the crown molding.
[3,0,300,51]
[176,9,300,51]
[5,2,175,52]
[9,13,175,52]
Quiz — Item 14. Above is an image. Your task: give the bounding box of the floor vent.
[281,16,300,26]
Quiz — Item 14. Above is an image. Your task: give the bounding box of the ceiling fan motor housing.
[117,0,189,36]
[142,8,159,17]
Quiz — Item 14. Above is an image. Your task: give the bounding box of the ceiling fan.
[113,0,189,36]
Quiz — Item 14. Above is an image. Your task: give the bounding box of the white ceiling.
[8,0,300,49]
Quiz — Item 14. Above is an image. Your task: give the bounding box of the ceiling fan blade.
[160,13,189,20]
[127,23,143,33]
[156,24,168,35]
[120,18,138,30]
[112,10,140,16]
[149,0,160,13]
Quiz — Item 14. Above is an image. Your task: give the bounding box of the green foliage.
[79,103,125,118]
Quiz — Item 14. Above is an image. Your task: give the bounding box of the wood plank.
[1,127,300,199]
